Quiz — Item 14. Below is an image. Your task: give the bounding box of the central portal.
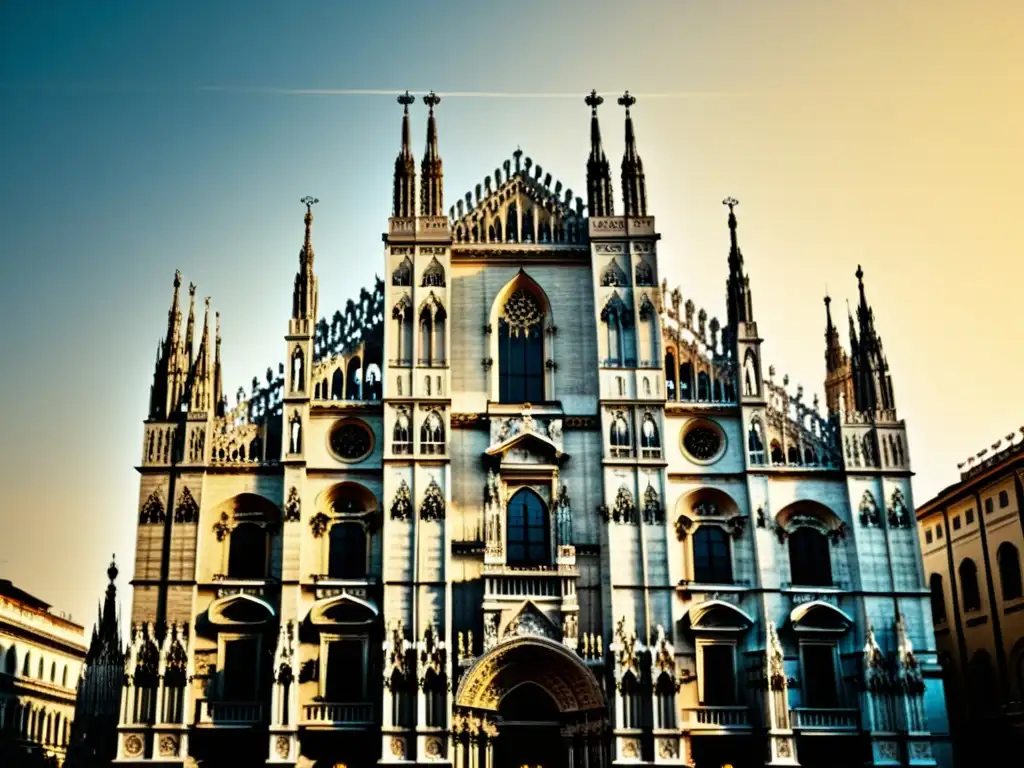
[497,683,566,768]
[453,636,609,768]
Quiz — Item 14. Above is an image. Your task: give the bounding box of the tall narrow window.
[328,523,367,579]
[929,574,947,623]
[423,669,446,727]
[390,671,413,728]
[997,543,1022,601]
[788,528,832,587]
[802,644,838,707]
[692,527,733,584]
[506,489,549,567]
[325,640,365,702]
[679,363,693,400]
[655,672,676,728]
[223,638,260,701]
[701,644,736,705]
[640,413,661,459]
[419,312,432,365]
[620,672,642,728]
[420,411,445,455]
[433,308,447,364]
[665,352,677,400]
[498,288,545,403]
[610,413,631,458]
[228,523,268,579]
[393,412,412,455]
[393,299,412,364]
[959,558,981,611]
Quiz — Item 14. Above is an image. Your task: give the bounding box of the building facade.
[0,579,89,765]
[116,91,951,768]
[916,432,1024,762]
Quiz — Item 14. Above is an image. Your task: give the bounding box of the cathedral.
[116,90,952,768]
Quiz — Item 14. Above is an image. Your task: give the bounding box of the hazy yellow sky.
[0,1,1021,629]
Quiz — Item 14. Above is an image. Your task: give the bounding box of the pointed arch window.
[748,419,766,465]
[392,411,412,455]
[601,260,628,287]
[389,671,413,728]
[788,528,832,587]
[420,411,445,455]
[697,371,711,401]
[742,350,759,397]
[290,348,305,393]
[610,412,632,458]
[506,488,550,567]
[346,357,362,400]
[423,669,447,726]
[601,294,636,367]
[998,543,1022,601]
[692,526,733,584]
[620,671,642,728]
[960,558,981,612]
[421,257,446,287]
[679,362,693,400]
[665,351,677,400]
[655,672,675,728]
[392,257,412,286]
[228,523,269,579]
[331,368,344,400]
[640,412,661,459]
[392,297,413,366]
[770,441,784,465]
[328,522,367,579]
[639,294,659,365]
[498,288,545,403]
[929,574,947,624]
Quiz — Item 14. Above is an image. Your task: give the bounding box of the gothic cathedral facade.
[116,91,951,768]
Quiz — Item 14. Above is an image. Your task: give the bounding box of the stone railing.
[196,700,264,726]
[791,707,859,731]
[684,706,751,729]
[302,702,374,726]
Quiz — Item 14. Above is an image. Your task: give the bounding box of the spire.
[585,89,614,217]
[618,91,647,217]
[824,294,844,373]
[849,266,896,412]
[393,91,416,217]
[189,297,214,412]
[184,282,196,368]
[213,311,224,417]
[723,197,754,329]
[292,197,319,322]
[149,271,186,419]
[420,91,444,216]
[89,555,121,662]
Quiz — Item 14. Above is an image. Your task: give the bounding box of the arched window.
[432,307,447,364]
[228,523,269,579]
[748,419,766,465]
[4,646,15,675]
[640,413,661,459]
[422,257,446,287]
[346,358,362,400]
[788,528,832,587]
[328,523,367,579]
[393,298,413,365]
[49,662,56,683]
[610,413,631,458]
[655,672,675,729]
[692,526,733,584]
[929,574,947,624]
[679,363,693,400]
[498,288,545,403]
[601,295,635,367]
[392,412,412,455]
[37,658,43,679]
[959,558,982,612]
[423,669,446,727]
[770,441,784,465]
[418,308,433,364]
[787,445,802,465]
[620,671,642,729]
[291,348,304,392]
[697,371,710,401]
[742,350,758,397]
[420,411,445,455]
[506,489,550,567]
[390,671,413,728]
[22,651,30,677]
[665,352,677,400]
[331,368,344,400]
[998,543,1023,601]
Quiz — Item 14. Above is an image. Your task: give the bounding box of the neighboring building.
[116,90,951,768]
[67,558,125,768]
[0,579,88,765]
[916,432,1024,762]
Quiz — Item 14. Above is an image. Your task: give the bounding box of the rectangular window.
[936,525,943,539]
[952,516,961,531]
[801,644,839,708]
[999,490,1009,508]
[324,640,366,702]
[222,638,259,701]
[700,644,736,706]
[965,508,975,525]
[925,529,933,544]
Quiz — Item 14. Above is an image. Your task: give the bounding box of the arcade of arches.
[452,637,609,768]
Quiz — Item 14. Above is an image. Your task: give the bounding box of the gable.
[450,151,586,247]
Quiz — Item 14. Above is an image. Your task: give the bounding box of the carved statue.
[556,485,573,546]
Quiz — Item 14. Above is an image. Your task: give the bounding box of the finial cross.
[722,197,739,212]
[423,91,441,113]
[397,90,415,111]
[300,196,319,213]
[585,89,604,113]
[617,90,636,112]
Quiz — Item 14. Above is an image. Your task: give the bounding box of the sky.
[0,1,1021,633]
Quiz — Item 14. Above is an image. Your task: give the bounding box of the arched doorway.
[453,636,608,768]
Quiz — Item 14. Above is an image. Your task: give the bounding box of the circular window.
[328,420,374,462]
[681,419,726,465]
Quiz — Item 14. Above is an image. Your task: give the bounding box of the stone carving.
[653,625,675,674]
[658,739,678,759]
[562,613,578,647]
[484,470,504,555]
[139,491,165,525]
[608,485,636,524]
[420,477,445,521]
[896,614,925,695]
[391,479,412,521]
[212,511,230,541]
[275,736,290,759]
[889,488,910,528]
[424,737,443,758]
[642,483,663,524]
[309,511,329,538]
[555,484,573,545]
[863,625,887,693]
[284,486,301,522]
[274,620,296,684]
[159,735,178,757]
[767,622,786,691]
[501,289,543,334]
[124,734,143,757]
[859,490,880,527]
[390,737,405,758]
[674,514,694,540]
[173,487,199,524]
[727,514,747,539]
[622,739,640,758]
[503,602,558,640]
[614,617,639,676]
[483,613,500,652]
[547,419,563,442]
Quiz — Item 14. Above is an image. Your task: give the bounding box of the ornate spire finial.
[856,264,864,284]
[173,269,182,289]
[585,89,604,113]
[617,90,636,113]
[423,91,440,113]
[107,555,118,583]
[398,90,414,112]
[301,195,318,235]
[723,196,738,213]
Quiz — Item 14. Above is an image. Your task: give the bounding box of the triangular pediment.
[450,152,586,246]
[485,429,565,465]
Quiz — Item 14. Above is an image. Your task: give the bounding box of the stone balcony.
[482,563,579,603]
[195,700,264,727]
[791,707,860,732]
[683,705,753,731]
[301,702,375,729]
